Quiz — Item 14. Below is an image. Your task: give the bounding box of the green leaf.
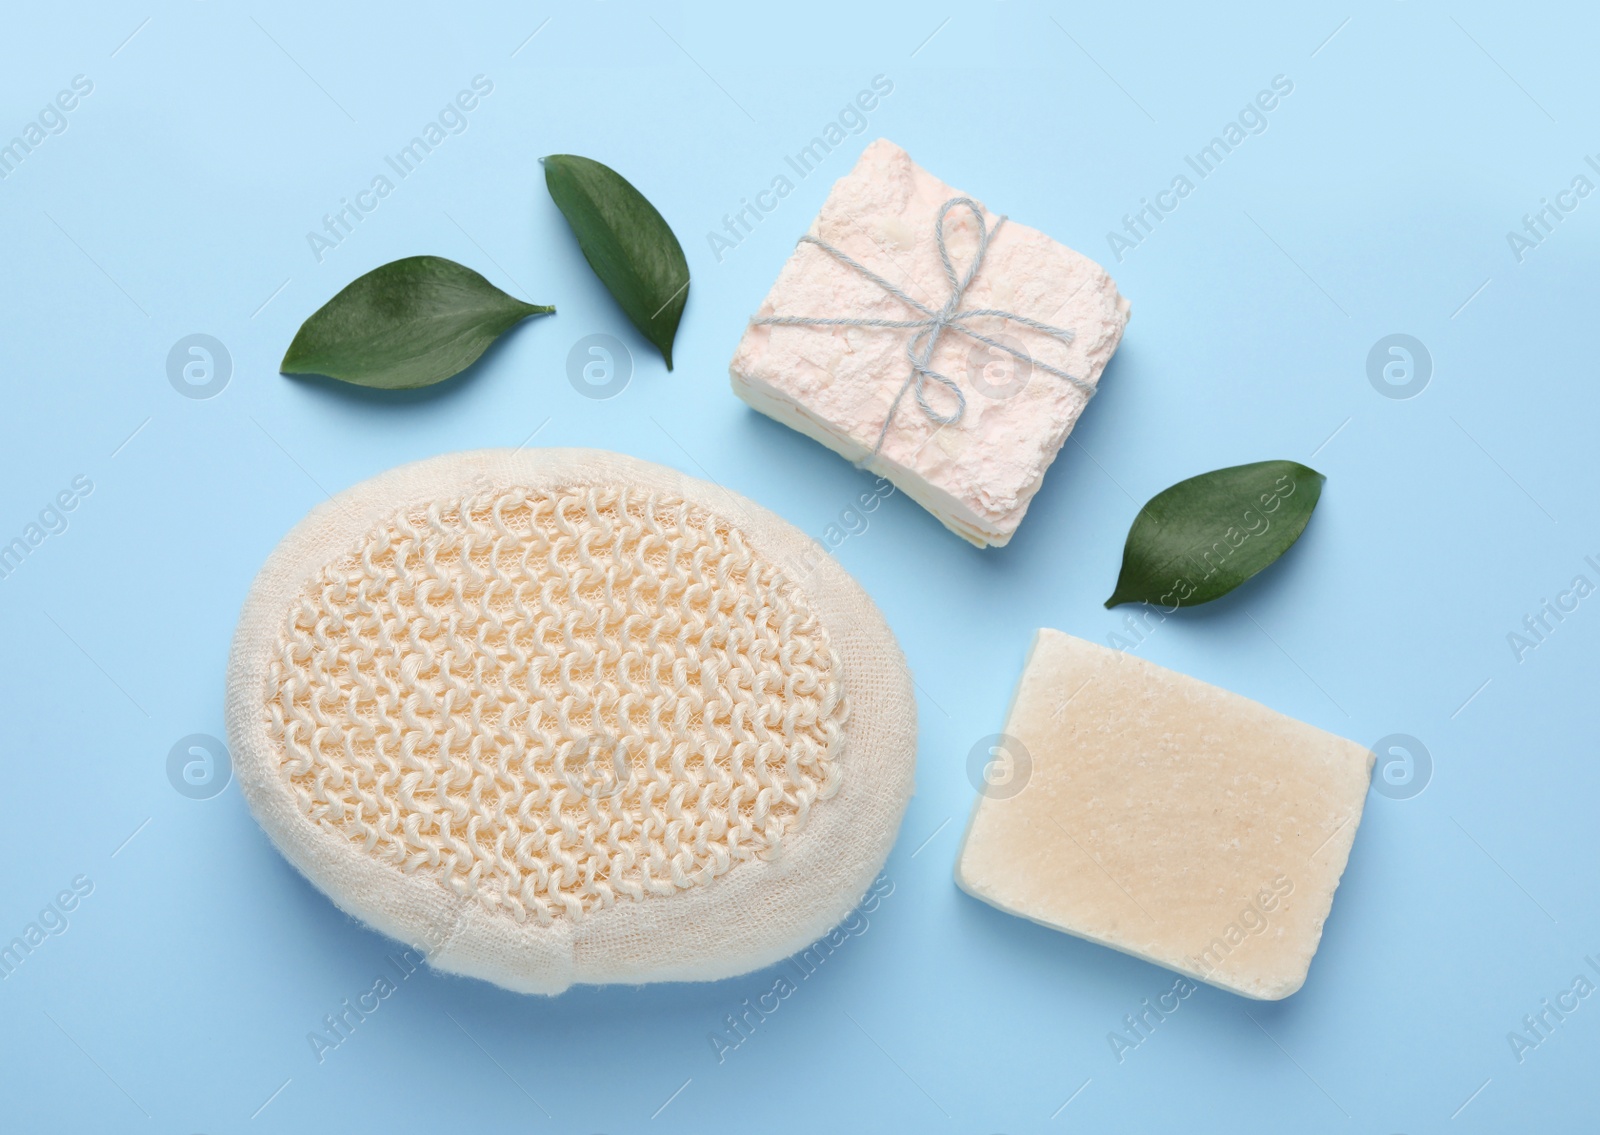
[280,255,554,389]
[1105,460,1325,609]
[543,154,689,370]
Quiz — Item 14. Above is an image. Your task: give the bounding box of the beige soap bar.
[956,630,1373,999]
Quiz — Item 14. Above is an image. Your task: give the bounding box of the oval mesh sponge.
[226,449,915,993]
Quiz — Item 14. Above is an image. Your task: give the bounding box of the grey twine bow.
[753,196,1093,461]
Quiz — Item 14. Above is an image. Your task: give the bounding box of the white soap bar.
[956,630,1373,1000]
[730,139,1130,548]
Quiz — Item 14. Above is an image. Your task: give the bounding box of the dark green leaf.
[543,154,689,370]
[280,255,554,389]
[1105,460,1325,609]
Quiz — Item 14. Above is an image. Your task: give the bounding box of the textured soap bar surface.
[730,139,1129,548]
[956,630,1373,1000]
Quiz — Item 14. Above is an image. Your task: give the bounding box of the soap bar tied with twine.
[751,197,1097,464]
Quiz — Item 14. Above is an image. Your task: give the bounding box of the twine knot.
[752,197,1093,462]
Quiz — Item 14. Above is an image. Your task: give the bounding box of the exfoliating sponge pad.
[225,448,916,993]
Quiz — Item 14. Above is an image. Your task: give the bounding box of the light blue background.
[2,2,1595,1131]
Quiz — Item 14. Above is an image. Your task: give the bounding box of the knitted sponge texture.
[227,449,915,993]
[269,483,847,924]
